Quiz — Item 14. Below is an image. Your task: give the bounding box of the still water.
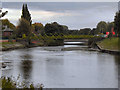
[1,43,119,88]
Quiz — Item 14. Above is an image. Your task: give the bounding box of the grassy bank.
[1,42,25,51]
[97,37,120,51]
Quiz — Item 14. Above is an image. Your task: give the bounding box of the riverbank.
[1,41,44,51]
[1,42,26,51]
[1,39,63,51]
[97,37,120,54]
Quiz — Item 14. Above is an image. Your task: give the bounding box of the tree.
[16,4,33,45]
[96,21,108,34]
[114,11,120,36]
[107,22,114,37]
[90,28,96,35]
[32,23,44,35]
[107,22,114,32]
[17,18,31,38]
[0,8,8,18]
[0,8,8,31]
[44,22,64,36]
[1,19,16,30]
[79,28,91,35]
[21,4,32,25]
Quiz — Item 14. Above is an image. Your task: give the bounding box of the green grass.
[2,42,18,45]
[97,37,120,51]
[1,42,25,50]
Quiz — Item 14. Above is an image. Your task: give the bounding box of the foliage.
[21,4,32,25]
[107,22,114,32]
[114,11,120,36]
[32,23,44,35]
[1,77,43,89]
[95,21,108,34]
[22,34,27,39]
[2,77,16,88]
[44,22,64,36]
[42,35,64,46]
[1,19,16,30]
[16,18,32,38]
[79,28,91,35]
[89,28,96,35]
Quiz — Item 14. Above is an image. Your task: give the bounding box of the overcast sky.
[1,0,120,2]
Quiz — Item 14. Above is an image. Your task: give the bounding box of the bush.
[1,77,43,89]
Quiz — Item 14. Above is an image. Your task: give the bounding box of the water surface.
[1,44,119,88]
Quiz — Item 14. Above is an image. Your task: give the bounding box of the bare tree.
[0,8,8,18]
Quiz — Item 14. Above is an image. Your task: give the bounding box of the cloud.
[2,8,71,25]
[31,10,71,21]
[1,2,117,29]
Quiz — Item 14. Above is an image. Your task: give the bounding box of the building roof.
[3,28,13,32]
[2,25,13,32]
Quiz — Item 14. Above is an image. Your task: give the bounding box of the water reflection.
[1,46,119,88]
[20,50,33,85]
[114,55,120,88]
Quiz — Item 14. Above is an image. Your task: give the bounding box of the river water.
[1,42,119,88]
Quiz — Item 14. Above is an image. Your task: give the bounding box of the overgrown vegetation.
[1,19,16,30]
[114,11,120,36]
[1,77,43,89]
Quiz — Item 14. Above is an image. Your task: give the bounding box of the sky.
[1,0,120,2]
[1,2,118,29]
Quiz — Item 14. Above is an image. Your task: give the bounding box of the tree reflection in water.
[20,50,33,86]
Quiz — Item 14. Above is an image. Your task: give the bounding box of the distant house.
[2,26,13,37]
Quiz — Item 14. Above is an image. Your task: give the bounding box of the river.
[1,42,119,88]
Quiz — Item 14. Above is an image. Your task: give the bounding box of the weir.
[64,39,88,45]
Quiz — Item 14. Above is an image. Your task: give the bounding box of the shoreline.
[1,44,44,51]
[1,42,64,51]
[97,44,120,55]
[2,41,120,55]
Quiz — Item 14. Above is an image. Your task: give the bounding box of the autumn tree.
[32,23,44,35]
